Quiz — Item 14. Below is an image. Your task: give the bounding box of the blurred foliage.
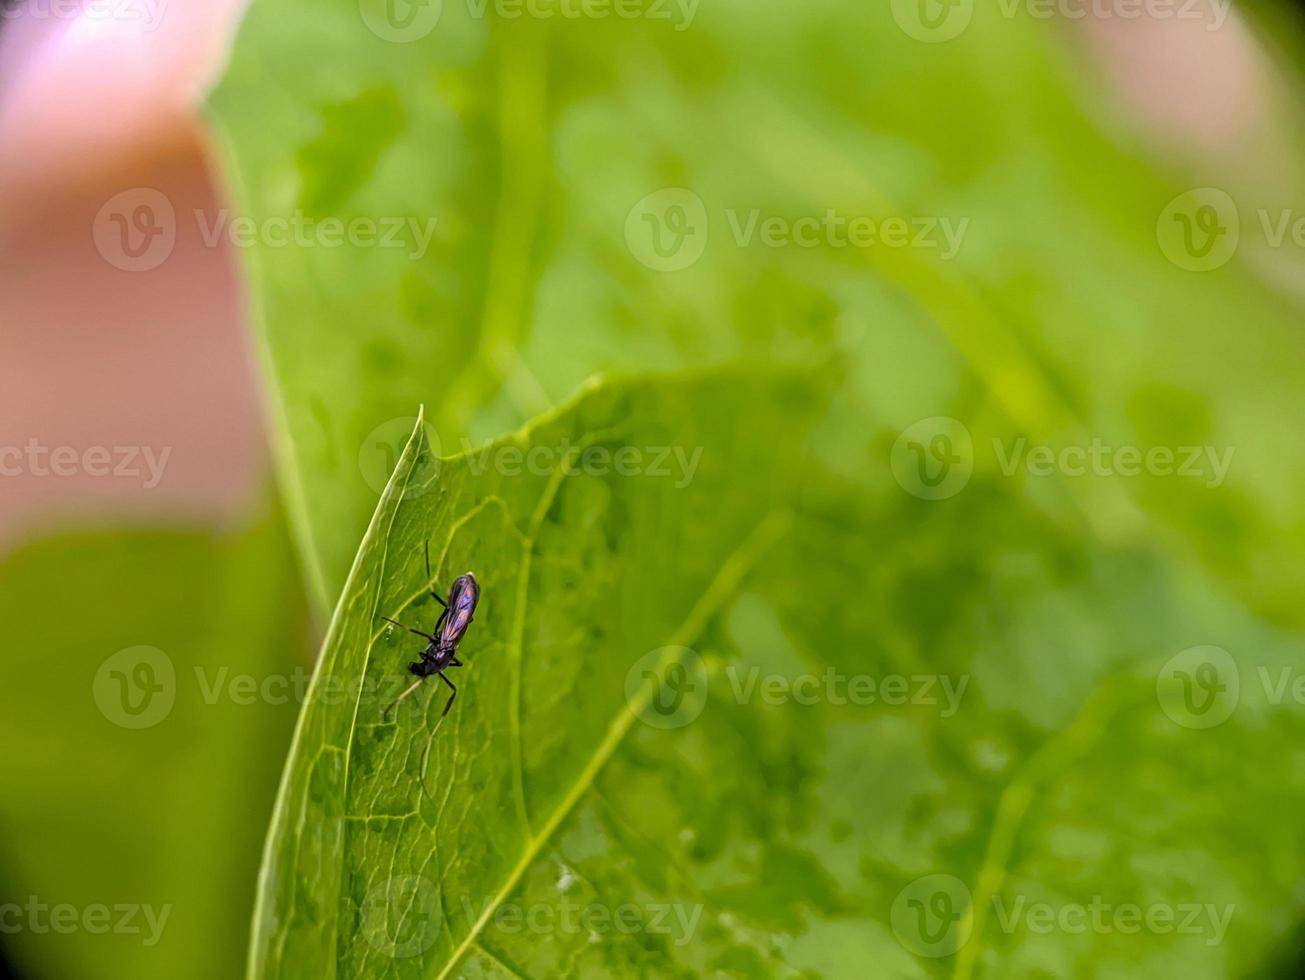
[0,516,303,980]
[209,0,1305,620]
[211,0,1305,976]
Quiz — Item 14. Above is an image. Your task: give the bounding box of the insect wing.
[439,575,479,646]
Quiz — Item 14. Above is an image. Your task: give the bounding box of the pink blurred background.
[0,0,260,550]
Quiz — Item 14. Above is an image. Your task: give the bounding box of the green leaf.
[207,2,1305,976]
[249,366,1305,980]
[208,0,1305,621]
[250,369,827,978]
[0,517,303,980]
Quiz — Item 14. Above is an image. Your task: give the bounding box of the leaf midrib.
[431,509,792,980]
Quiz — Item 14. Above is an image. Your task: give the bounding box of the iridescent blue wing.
[439,573,480,646]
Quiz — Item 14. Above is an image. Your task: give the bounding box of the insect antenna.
[382,616,436,641]
[418,717,447,799]
[425,539,447,608]
[419,672,458,798]
[382,677,424,721]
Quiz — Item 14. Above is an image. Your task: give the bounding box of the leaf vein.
[431,509,791,980]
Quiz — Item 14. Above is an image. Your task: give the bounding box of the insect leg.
[382,676,425,721]
[425,539,447,607]
[381,616,437,641]
[436,670,457,717]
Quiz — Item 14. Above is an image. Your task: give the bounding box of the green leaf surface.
[207,1,1305,977]
[251,367,1305,979]
[0,516,303,980]
[251,369,826,978]
[209,0,1305,622]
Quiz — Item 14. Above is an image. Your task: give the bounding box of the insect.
[380,541,480,794]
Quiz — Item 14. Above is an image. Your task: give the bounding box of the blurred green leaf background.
[6,0,1305,977]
